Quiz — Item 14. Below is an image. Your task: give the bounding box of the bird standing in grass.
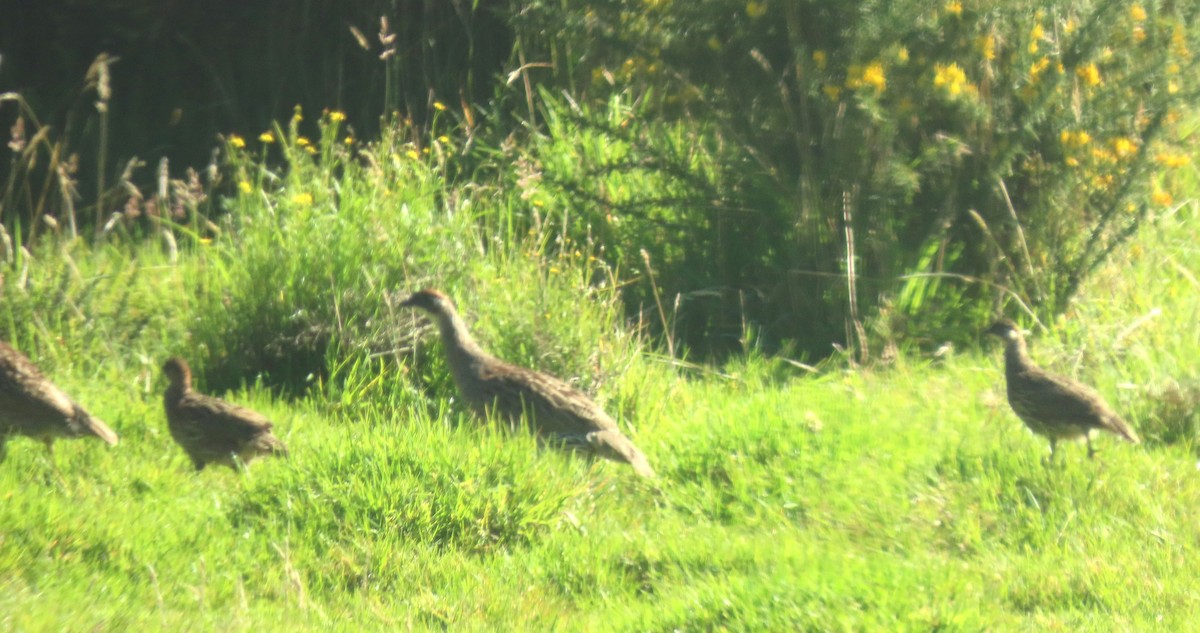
[986,319,1139,459]
[0,341,119,463]
[400,288,656,477]
[162,357,288,471]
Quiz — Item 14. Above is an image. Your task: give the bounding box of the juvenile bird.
[0,341,118,462]
[986,319,1139,459]
[162,357,288,471]
[400,289,655,477]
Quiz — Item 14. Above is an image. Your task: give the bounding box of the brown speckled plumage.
[0,341,118,462]
[986,319,1139,458]
[162,357,287,471]
[401,289,655,477]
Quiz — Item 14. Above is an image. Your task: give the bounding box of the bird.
[161,357,288,471]
[399,288,656,477]
[0,341,118,463]
[985,319,1139,459]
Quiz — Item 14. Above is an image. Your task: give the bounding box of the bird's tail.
[255,432,289,458]
[1108,415,1141,444]
[73,404,119,446]
[585,430,656,478]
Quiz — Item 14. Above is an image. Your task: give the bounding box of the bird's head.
[984,318,1023,342]
[399,288,456,316]
[162,357,193,388]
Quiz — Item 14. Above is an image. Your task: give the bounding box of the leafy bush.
[507,0,1200,356]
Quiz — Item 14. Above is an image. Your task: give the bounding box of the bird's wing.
[1019,370,1136,439]
[478,363,621,435]
[175,394,274,445]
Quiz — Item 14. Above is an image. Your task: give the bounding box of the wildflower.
[895,47,909,63]
[1152,189,1173,207]
[863,62,886,92]
[822,85,841,101]
[1077,63,1102,87]
[707,36,723,51]
[1029,24,1044,54]
[296,136,312,147]
[933,63,968,96]
[259,131,275,144]
[291,106,303,124]
[1130,4,1147,21]
[344,136,354,145]
[812,50,827,70]
[432,101,448,112]
[329,111,347,122]
[1065,157,1080,167]
[1133,26,1146,43]
[1029,56,1051,81]
[304,145,317,155]
[1064,18,1077,34]
[977,35,996,61]
[1155,152,1190,168]
[437,135,450,144]
[238,181,253,194]
[406,149,420,160]
[1111,137,1137,158]
[945,1,962,16]
[291,192,313,206]
[228,135,246,149]
[746,1,767,18]
[1168,80,1179,94]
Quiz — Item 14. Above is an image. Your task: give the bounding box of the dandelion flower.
[945,1,962,16]
[812,50,827,70]
[329,111,347,122]
[1130,4,1147,21]
[228,135,246,149]
[238,181,253,194]
[1111,137,1137,158]
[746,1,767,18]
[296,136,311,147]
[432,101,448,112]
[1155,152,1190,168]
[259,131,275,144]
[406,149,420,160]
[291,192,314,206]
[1152,189,1173,207]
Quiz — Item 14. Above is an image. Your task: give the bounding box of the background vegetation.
[1,0,1198,629]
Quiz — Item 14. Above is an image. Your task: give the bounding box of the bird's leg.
[43,438,67,488]
[1086,435,1097,460]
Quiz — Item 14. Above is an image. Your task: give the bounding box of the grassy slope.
[1,155,1199,630]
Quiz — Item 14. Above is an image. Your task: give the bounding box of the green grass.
[2,120,1199,630]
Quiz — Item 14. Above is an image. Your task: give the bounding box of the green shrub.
[508,0,1200,356]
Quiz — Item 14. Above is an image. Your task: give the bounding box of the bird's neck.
[1003,336,1034,374]
[434,309,491,373]
[165,382,190,402]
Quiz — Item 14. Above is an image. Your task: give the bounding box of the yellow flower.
[977,35,996,61]
[304,145,317,155]
[296,136,311,147]
[945,1,962,16]
[344,136,354,145]
[1064,18,1077,34]
[1130,4,1147,21]
[238,181,253,194]
[1111,137,1138,158]
[1152,189,1173,207]
[1060,130,1091,148]
[895,47,909,63]
[1029,56,1051,81]
[259,131,275,144]
[329,111,347,122]
[746,1,767,18]
[1133,26,1146,43]
[933,63,968,96]
[1155,152,1190,168]
[707,36,723,51]
[1168,80,1179,94]
[1030,24,1044,40]
[291,192,313,206]
[291,106,303,124]
[433,101,448,112]
[228,135,246,149]
[822,85,842,101]
[406,149,420,160]
[864,62,887,92]
[812,50,827,70]
[1077,63,1102,87]
[1065,157,1080,167]
[437,135,450,144]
